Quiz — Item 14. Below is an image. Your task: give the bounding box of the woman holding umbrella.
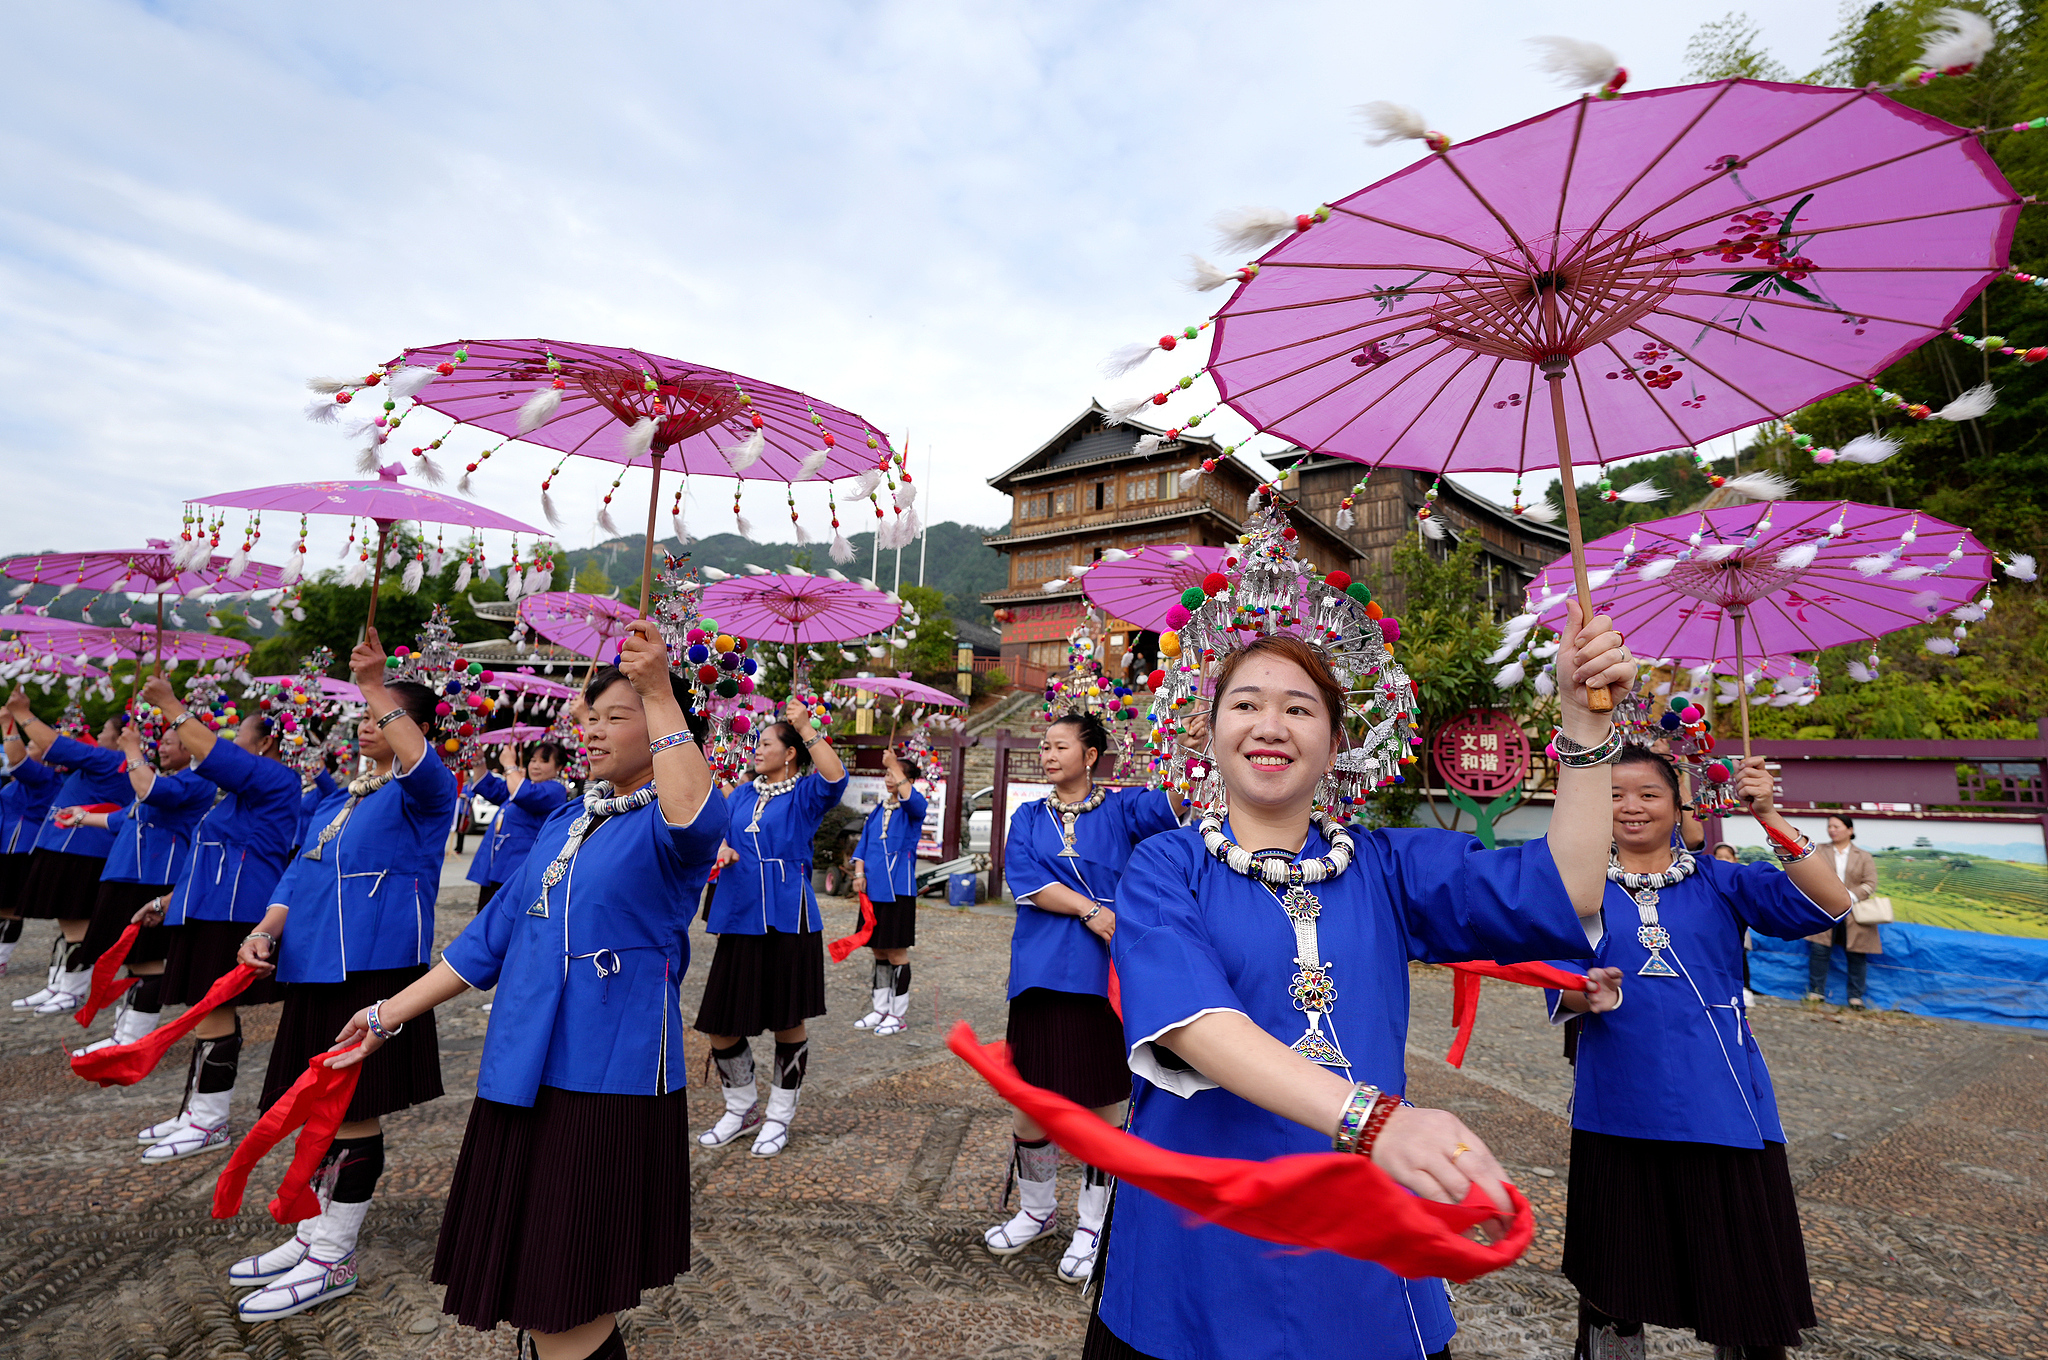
[1553,746,1849,1360]
[848,748,926,1036]
[984,705,1196,1287]
[5,694,131,1016]
[465,740,569,912]
[66,720,214,1054]
[326,618,725,1360]
[223,628,455,1323]
[693,698,848,1159]
[132,673,298,1161]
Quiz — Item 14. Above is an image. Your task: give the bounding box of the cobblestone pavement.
[1,863,2043,1360]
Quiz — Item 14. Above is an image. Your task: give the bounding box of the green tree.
[1684,11,1795,81]
[571,561,614,595]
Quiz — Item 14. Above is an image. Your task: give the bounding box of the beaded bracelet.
[366,1000,404,1041]
[648,729,696,755]
[1550,724,1626,769]
[1357,1090,1402,1158]
[374,709,409,730]
[1770,830,1818,864]
[1333,1084,1383,1154]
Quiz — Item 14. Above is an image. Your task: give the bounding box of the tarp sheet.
[1750,923,2048,1030]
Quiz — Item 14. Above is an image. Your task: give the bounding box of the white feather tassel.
[304,398,341,425]
[530,567,553,594]
[796,448,830,481]
[1504,612,1538,635]
[401,558,424,594]
[1853,553,1898,577]
[517,387,563,433]
[1721,471,1794,501]
[1919,7,1996,70]
[454,561,472,593]
[1528,36,1623,89]
[1178,467,1204,493]
[355,447,380,475]
[672,514,691,546]
[1486,636,1523,665]
[1419,516,1446,541]
[1042,579,1067,593]
[1534,670,1557,698]
[2003,552,2038,581]
[1933,383,1996,421]
[851,469,882,499]
[1102,342,1159,378]
[1516,500,1560,524]
[597,506,621,537]
[1105,394,1155,426]
[1925,636,1959,655]
[343,556,369,588]
[1336,507,1355,530]
[621,417,657,460]
[1355,101,1429,145]
[1134,435,1163,457]
[306,376,351,395]
[702,566,730,580]
[1614,480,1668,503]
[900,506,922,542]
[794,521,813,546]
[734,515,752,539]
[1846,661,1876,683]
[1837,434,1901,464]
[279,553,303,587]
[1100,548,1132,561]
[1638,558,1679,581]
[389,365,438,401]
[1212,207,1297,255]
[830,533,854,564]
[1911,589,1946,614]
[1695,544,1738,562]
[721,429,765,472]
[542,490,562,528]
[1183,255,1237,292]
[1492,660,1526,688]
[1890,564,1936,580]
[413,454,446,486]
[1774,542,1821,571]
[898,480,917,509]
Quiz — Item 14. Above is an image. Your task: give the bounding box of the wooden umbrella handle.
[1543,360,1611,712]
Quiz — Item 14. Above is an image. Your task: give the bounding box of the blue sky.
[2,1,1841,566]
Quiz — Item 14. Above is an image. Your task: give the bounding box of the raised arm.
[116,725,156,802]
[1547,599,1639,917]
[783,696,845,783]
[619,619,712,825]
[1735,757,1848,908]
[4,689,56,759]
[351,628,427,773]
[140,674,219,766]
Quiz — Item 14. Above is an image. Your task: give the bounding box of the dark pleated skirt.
[1007,987,1130,1109]
[18,849,107,921]
[434,1085,692,1333]
[0,852,32,916]
[259,965,441,1122]
[78,880,171,967]
[1564,1129,1815,1347]
[863,895,917,950]
[161,918,278,1008]
[693,928,827,1035]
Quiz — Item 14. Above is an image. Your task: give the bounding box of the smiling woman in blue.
[692,699,848,1159]
[465,739,569,913]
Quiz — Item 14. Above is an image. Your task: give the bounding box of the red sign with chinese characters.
[1430,709,1530,799]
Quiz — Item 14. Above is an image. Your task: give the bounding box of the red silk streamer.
[1442,961,1589,1069]
[76,922,143,1027]
[828,892,878,963]
[213,1050,363,1225]
[70,964,258,1087]
[945,1022,1534,1282]
[1755,814,1808,858]
[1106,962,1122,1022]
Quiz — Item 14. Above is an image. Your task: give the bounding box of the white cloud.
[2,0,1837,568]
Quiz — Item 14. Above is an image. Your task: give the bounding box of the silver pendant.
[1637,923,1677,976]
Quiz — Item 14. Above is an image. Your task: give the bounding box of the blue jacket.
[167,740,308,926]
[0,759,62,855]
[852,788,927,900]
[1003,787,1180,999]
[292,770,340,854]
[101,769,215,886]
[1546,855,1844,1149]
[34,736,132,858]
[444,789,729,1107]
[1104,822,1595,1360]
[466,773,570,888]
[270,752,459,983]
[708,771,850,935]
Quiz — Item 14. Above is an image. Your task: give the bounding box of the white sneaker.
[983,1170,1060,1256]
[696,1084,762,1147]
[853,984,890,1030]
[229,1226,317,1286]
[875,989,910,1036]
[750,1086,800,1158]
[1058,1180,1110,1284]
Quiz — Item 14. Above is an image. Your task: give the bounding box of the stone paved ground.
[1,856,2043,1360]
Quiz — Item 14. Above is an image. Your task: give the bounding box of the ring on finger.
[1450,1142,1470,1162]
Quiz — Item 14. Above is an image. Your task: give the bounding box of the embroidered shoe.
[229,1228,316,1286]
[33,988,82,1017]
[750,1086,800,1158]
[137,1111,194,1143]
[982,1207,1059,1256]
[235,1252,358,1321]
[141,1119,230,1162]
[696,1085,763,1147]
[1057,1225,1100,1284]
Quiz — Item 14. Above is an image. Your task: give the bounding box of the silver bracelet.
[1080,904,1103,924]
[1772,833,1818,864]
[375,709,409,730]
[1551,725,1626,769]
[648,729,696,755]
[366,999,404,1040]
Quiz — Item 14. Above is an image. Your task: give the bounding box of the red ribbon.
[213,1049,363,1224]
[70,964,258,1087]
[828,891,878,963]
[1442,960,1588,1068]
[76,922,142,1027]
[946,1022,1534,1282]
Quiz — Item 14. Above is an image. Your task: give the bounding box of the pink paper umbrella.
[1193,77,2018,704]
[699,575,901,646]
[1080,544,1229,634]
[487,671,580,700]
[191,462,541,632]
[0,639,106,679]
[476,723,549,745]
[1520,500,1990,753]
[249,674,361,702]
[834,673,965,708]
[0,620,252,666]
[318,339,903,616]
[518,592,640,662]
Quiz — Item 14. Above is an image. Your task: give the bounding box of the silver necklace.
[1607,846,1696,978]
[526,781,657,917]
[1201,812,1357,1070]
[1048,784,1107,859]
[302,769,394,862]
[744,769,801,833]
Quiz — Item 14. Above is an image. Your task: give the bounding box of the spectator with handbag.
[1804,813,1883,1010]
